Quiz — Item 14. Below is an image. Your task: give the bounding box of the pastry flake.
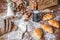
[41,24,53,33]
[43,13,54,20]
[33,28,43,39]
[48,20,60,28]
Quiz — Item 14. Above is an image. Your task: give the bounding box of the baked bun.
[41,24,53,33]
[43,13,54,20]
[33,28,43,39]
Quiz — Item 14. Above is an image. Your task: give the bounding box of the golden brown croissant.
[33,28,43,39]
[43,13,54,20]
[41,24,53,33]
[48,20,60,28]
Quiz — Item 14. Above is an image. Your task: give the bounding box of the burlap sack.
[37,0,58,10]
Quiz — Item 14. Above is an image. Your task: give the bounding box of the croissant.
[48,20,60,28]
[41,24,53,33]
[33,28,43,39]
[43,13,54,20]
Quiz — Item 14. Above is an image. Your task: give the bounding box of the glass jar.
[32,10,42,22]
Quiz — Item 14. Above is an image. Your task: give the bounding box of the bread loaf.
[0,19,6,36]
[11,23,17,31]
[8,19,12,32]
[5,18,17,32]
[38,0,58,10]
[5,19,9,33]
[0,18,18,36]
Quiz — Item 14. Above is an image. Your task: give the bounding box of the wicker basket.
[38,0,58,10]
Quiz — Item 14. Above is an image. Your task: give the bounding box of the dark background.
[58,0,60,5]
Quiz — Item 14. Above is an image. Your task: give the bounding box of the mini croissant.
[43,13,54,20]
[33,28,43,39]
[41,24,53,33]
[48,20,60,28]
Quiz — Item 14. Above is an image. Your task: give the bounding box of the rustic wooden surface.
[0,0,60,40]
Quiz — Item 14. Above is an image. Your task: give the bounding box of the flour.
[6,2,14,17]
[0,19,5,32]
[6,31,23,40]
[45,33,56,40]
